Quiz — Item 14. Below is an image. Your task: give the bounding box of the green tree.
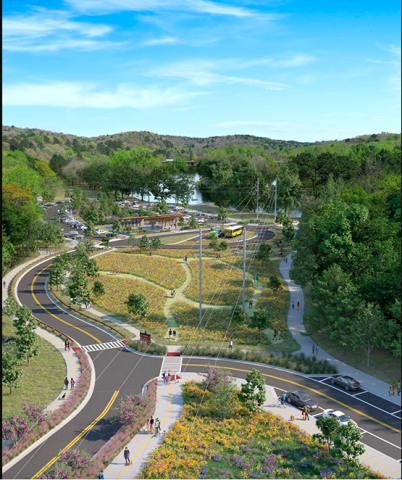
[49,261,65,290]
[140,235,150,252]
[2,227,16,274]
[111,220,121,236]
[125,293,149,320]
[249,308,271,333]
[333,422,365,470]
[92,281,105,298]
[238,368,266,411]
[256,243,273,261]
[84,222,95,237]
[128,234,137,248]
[150,236,162,250]
[349,303,385,366]
[2,297,19,318]
[101,236,110,248]
[217,207,228,222]
[277,165,302,215]
[282,217,295,241]
[68,266,91,306]
[209,237,219,250]
[2,343,23,394]
[13,306,39,365]
[216,240,228,252]
[231,306,248,325]
[313,416,341,454]
[268,275,282,292]
[154,200,169,214]
[189,214,198,229]
[178,217,186,228]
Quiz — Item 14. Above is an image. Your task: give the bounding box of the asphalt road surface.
[4,212,400,478]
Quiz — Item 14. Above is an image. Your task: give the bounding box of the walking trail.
[103,373,400,480]
[281,253,401,404]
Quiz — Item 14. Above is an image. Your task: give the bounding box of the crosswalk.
[160,355,182,376]
[81,340,126,353]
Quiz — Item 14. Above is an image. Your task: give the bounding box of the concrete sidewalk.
[103,377,185,479]
[281,253,401,406]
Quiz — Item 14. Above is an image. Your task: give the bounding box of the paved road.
[4,220,401,478]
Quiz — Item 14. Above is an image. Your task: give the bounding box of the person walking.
[389,386,393,397]
[171,290,174,298]
[169,328,172,339]
[64,339,68,351]
[297,301,300,310]
[66,341,70,352]
[98,470,104,479]
[256,273,260,282]
[397,380,401,396]
[162,371,167,384]
[64,377,69,390]
[302,409,306,421]
[392,382,397,396]
[173,329,176,339]
[280,393,286,406]
[154,418,161,435]
[123,447,130,465]
[312,344,315,355]
[149,416,154,433]
[285,257,288,264]
[3,280,6,288]
[273,329,277,340]
[292,302,295,309]
[315,345,319,355]
[147,418,151,434]
[249,299,253,309]
[303,405,310,421]
[228,339,233,350]
[70,378,75,390]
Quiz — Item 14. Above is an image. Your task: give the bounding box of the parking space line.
[319,377,331,383]
[352,391,367,396]
[392,410,401,415]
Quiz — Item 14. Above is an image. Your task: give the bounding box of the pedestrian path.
[280,253,401,406]
[81,340,126,353]
[159,355,182,377]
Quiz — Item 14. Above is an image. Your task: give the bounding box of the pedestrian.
[150,416,154,433]
[277,330,281,339]
[297,301,300,309]
[285,257,288,264]
[173,290,176,298]
[256,273,260,282]
[273,329,277,340]
[169,328,172,339]
[303,405,310,421]
[398,380,401,396]
[173,329,176,339]
[228,339,233,350]
[312,344,315,355]
[64,339,68,351]
[315,345,319,355]
[292,302,295,309]
[162,371,166,384]
[123,447,130,465]
[3,280,6,288]
[185,256,187,262]
[98,470,104,479]
[64,377,69,390]
[70,378,75,389]
[154,418,161,435]
[302,409,306,421]
[168,370,171,383]
[249,299,253,309]
[147,418,151,434]
[66,341,70,352]
[113,267,116,275]
[389,386,393,397]
[171,290,174,297]
[392,382,397,396]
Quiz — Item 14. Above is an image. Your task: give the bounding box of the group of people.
[162,370,174,384]
[311,344,320,355]
[183,256,188,262]
[64,339,71,351]
[64,376,75,390]
[389,381,401,396]
[279,393,309,420]
[273,330,281,340]
[146,416,161,435]
[170,289,176,298]
[291,301,300,310]
[168,328,177,339]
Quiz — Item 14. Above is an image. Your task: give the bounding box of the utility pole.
[274,179,278,221]
[256,178,260,222]
[199,228,203,326]
[242,227,247,312]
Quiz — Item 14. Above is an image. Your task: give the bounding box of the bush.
[181,345,337,374]
[127,340,167,355]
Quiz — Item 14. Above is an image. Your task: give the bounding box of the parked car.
[286,391,319,411]
[95,229,107,235]
[55,201,64,205]
[73,234,85,241]
[65,231,79,237]
[79,225,88,230]
[106,232,116,237]
[330,375,361,391]
[322,409,357,426]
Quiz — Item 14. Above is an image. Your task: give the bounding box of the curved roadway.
[3,218,401,479]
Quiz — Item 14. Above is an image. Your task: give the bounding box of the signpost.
[140,332,151,345]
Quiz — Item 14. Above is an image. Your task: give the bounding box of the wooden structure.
[120,214,185,230]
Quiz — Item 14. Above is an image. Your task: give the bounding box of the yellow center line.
[116,382,173,479]
[183,364,401,434]
[38,330,76,411]
[31,266,102,344]
[32,390,119,479]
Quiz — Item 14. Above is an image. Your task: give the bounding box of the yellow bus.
[223,225,244,238]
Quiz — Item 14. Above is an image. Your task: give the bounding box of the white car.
[322,409,357,426]
[95,229,107,235]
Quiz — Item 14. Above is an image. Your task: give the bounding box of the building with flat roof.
[120,214,184,230]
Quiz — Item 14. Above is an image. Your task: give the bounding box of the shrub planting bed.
[127,340,167,355]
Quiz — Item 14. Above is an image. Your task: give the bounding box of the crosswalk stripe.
[93,345,102,350]
[81,341,127,352]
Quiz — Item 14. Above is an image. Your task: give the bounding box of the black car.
[286,391,319,411]
[330,375,361,391]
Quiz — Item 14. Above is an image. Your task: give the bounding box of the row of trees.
[2,300,40,394]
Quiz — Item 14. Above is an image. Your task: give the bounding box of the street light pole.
[256,178,260,222]
[274,179,278,221]
[199,228,203,326]
[242,227,246,312]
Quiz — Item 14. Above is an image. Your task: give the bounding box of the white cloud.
[2,9,119,52]
[65,0,262,18]
[144,36,179,46]
[152,60,292,90]
[3,82,203,109]
[368,43,401,91]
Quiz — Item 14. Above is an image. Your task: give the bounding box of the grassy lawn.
[2,314,66,420]
[160,233,199,244]
[303,285,400,384]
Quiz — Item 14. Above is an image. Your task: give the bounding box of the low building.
[120,214,185,230]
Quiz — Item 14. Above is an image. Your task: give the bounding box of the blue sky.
[3,0,401,141]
